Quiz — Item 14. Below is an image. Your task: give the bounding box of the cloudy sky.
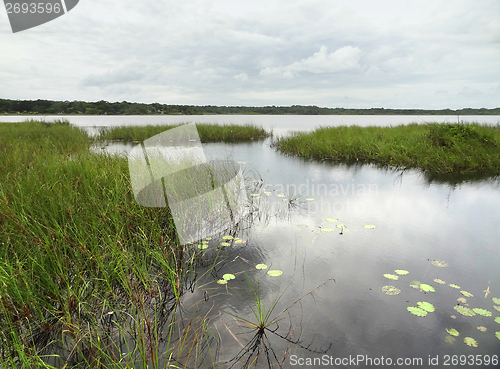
[1,0,499,109]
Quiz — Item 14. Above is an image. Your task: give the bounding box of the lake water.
[90,134,500,367]
[8,115,500,367]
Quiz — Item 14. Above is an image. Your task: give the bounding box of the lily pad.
[363,225,376,229]
[463,337,478,348]
[472,308,492,317]
[444,336,456,344]
[277,194,285,198]
[449,284,460,289]
[234,239,246,244]
[305,198,314,201]
[454,306,476,317]
[222,235,234,240]
[434,278,446,284]
[217,279,227,285]
[407,307,428,317]
[495,317,500,324]
[496,332,500,340]
[477,326,487,332]
[382,286,401,295]
[251,193,260,197]
[325,218,338,222]
[419,284,435,292]
[205,237,212,240]
[493,306,500,312]
[446,328,459,337]
[431,260,449,267]
[220,242,231,247]
[197,244,208,250]
[461,291,473,298]
[267,270,283,277]
[336,224,346,228]
[492,297,500,305]
[417,302,435,312]
[394,270,409,275]
[255,264,268,270]
[457,297,467,304]
[222,273,235,281]
[321,228,335,232]
[383,274,399,280]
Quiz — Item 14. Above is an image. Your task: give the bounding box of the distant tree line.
[1,98,499,115]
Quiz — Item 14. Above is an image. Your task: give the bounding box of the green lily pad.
[220,242,231,247]
[251,193,260,197]
[495,317,500,324]
[217,279,227,284]
[417,302,435,312]
[472,308,492,317]
[477,326,487,332]
[277,194,285,198]
[461,291,473,298]
[449,284,460,289]
[197,244,208,250]
[321,228,335,232]
[383,274,399,280]
[394,270,409,275]
[264,191,272,195]
[223,273,235,281]
[493,306,500,312]
[407,307,428,317]
[255,264,268,270]
[325,218,338,222]
[382,286,401,295]
[454,306,476,317]
[234,239,246,244]
[434,278,446,284]
[363,225,376,229]
[336,224,346,228]
[222,235,234,240]
[305,198,314,201]
[267,270,283,277]
[205,237,212,240]
[492,297,500,305]
[496,332,500,340]
[457,297,467,304]
[420,284,435,292]
[464,337,478,348]
[446,328,459,337]
[431,260,449,267]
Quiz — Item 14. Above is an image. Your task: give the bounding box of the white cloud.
[260,46,362,78]
[233,73,249,82]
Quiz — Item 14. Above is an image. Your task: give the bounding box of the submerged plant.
[431,260,449,267]
[381,286,401,295]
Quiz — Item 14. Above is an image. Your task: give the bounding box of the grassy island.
[273,123,500,175]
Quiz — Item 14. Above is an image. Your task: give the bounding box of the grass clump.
[96,123,270,143]
[273,123,500,175]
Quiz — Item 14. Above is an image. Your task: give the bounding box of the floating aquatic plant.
[267,270,282,277]
[446,328,459,337]
[417,302,435,312]
[325,218,338,222]
[336,224,346,229]
[464,337,478,347]
[255,264,268,270]
[394,270,409,275]
[477,326,487,332]
[493,306,500,312]
[495,317,500,324]
[198,244,208,250]
[496,332,500,340]
[461,291,473,298]
[382,286,401,295]
[222,235,234,240]
[419,284,435,292]
[383,274,399,280]
[297,224,308,228]
[223,273,235,281]
[449,284,460,289]
[409,281,422,289]
[492,297,500,305]
[321,228,334,232]
[220,242,231,247]
[434,278,446,284]
[472,308,492,317]
[363,225,376,229]
[457,297,467,304]
[217,279,228,285]
[454,306,476,317]
[234,239,246,244]
[431,260,449,267]
[305,198,314,201]
[206,237,212,240]
[407,307,428,317]
[277,194,285,198]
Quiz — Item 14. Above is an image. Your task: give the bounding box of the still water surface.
[95,133,500,367]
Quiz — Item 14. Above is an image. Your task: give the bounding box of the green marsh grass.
[96,123,270,143]
[273,123,500,175]
[0,120,246,367]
